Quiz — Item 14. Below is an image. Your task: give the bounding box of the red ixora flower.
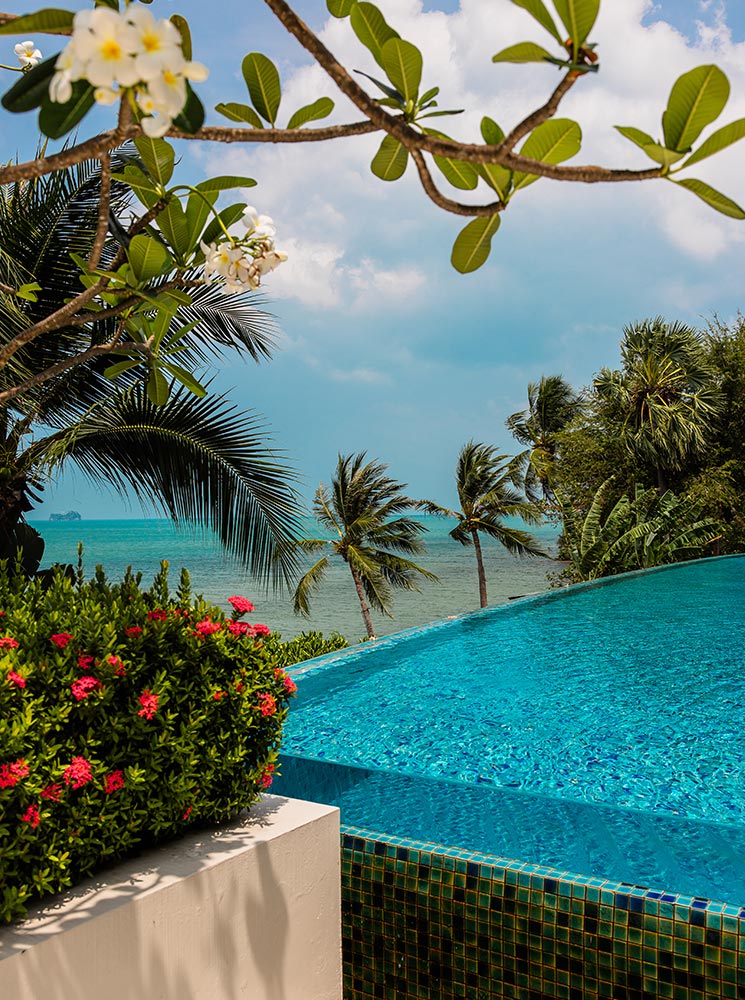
[195,619,221,636]
[257,693,277,717]
[63,756,92,789]
[107,654,126,676]
[146,609,168,621]
[182,806,193,821]
[138,689,158,720]
[50,632,73,649]
[71,676,102,701]
[226,620,250,637]
[228,595,255,616]
[77,653,95,670]
[0,636,19,649]
[125,626,143,637]
[21,804,40,828]
[283,675,298,696]
[251,623,271,638]
[0,758,29,789]
[7,670,26,688]
[41,783,63,802]
[213,690,227,701]
[103,770,125,794]
[260,763,275,790]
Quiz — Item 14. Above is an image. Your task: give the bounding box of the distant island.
[49,511,82,522]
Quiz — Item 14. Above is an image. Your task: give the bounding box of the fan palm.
[290,453,437,639]
[0,155,301,583]
[426,441,545,609]
[506,375,584,505]
[593,318,722,492]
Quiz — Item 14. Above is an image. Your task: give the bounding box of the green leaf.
[184,191,217,255]
[170,14,191,60]
[38,81,95,139]
[479,163,512,200]
[680,118,745,168]
[0,8,74,35]
[672,178,745,219]
[128,235,172,284]
[451,214,501,273]
[111,165,160,207]
[172,82,204,134]
[215,102,264,128]
[162,363,208,398]
[327,0,355,15]
[350,2,400,69]
[370,135,408,180]
[509,0,563,43]
[354,69,403,104]
[481,117,505,146]
[425,129,479,190]
[1,55,55,113]
[146,368,170,407]
[242,53,282,126]
[200,204,246,248]
[381,38,422,104]
[492,41,554,63]
[614,126,685,168]
[513,117,582,191]
[134,137,175,188]
[662,65,730,152]
[287,97,335,129]
[419,86,439,105]
[156,199,189,255]
[104,359,143,381]
[15,282,42,302]
[552,0,600,54]
[195,176,257,193]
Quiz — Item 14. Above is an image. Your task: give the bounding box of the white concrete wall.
[0,795,341,1000]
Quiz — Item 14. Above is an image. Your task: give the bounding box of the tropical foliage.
[426,441,545,608]
[0,157,301,583]
[290,452,436,639]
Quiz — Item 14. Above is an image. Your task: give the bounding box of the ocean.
[28,516,562,642]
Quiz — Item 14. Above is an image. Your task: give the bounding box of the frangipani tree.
[0,0,742,425]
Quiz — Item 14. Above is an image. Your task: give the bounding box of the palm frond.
[292,556,330,616]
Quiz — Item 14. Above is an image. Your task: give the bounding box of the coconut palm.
[426,441,546,609]
[506,374,584,505]
[593,318,722,492]
[290,453,437,639]
[0,155,301,582]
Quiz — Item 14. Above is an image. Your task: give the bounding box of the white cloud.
[327,366,392,384]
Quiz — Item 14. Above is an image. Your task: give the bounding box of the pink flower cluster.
[138,689,158,720]
[125,626,143,637]
[260,763,275,789]
[0,758,28,789]
[258,693,276,717]
[41,784,62,802]
[63,756,92,789]
[226,620,249,637]
[195,619,221,636]
[71,676,102,701]
[228,595,255,616]
[103,770,125,794]
[50,632,73,649]
[108,654,126,676]
[213,690,227,701]
[22,804,40,828]
[252,623,271,638]
[146,609,169,621]
[0,635,19,649]
[7,670,25,688]
[77,653,95,669]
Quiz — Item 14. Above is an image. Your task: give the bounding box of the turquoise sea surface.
[28,516,560,641]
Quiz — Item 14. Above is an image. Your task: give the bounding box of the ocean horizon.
[28,515,562,642]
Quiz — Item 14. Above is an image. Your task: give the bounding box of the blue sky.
[3,0,745,517]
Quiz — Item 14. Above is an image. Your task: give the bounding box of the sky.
[3,0,745,518]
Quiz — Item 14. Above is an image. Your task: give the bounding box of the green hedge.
[0,562,297,923]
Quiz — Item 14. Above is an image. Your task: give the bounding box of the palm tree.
[506,374,584,505]
[426,441,546,609]
[0,156,301,583]
[558,478,721,581]
[593,318,722,493]
[290,453,437,639]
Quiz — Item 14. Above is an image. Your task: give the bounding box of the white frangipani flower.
[125,6,183,82]
[94,85,120,106]
[14,40,42,68]
[50,45,84,104]
[242,206,276,240]
[200,213,287,295]
[71,7,139,88]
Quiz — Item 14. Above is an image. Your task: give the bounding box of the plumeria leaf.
[111,165,160,207]
[0,8,74,34]
[681,118,745,168]
[672,178,745,219]
[381,38,422,104]
[327,0,356,15]
[134,137,175,188]
[128,235,173,284]
[451,214,501,273]
[287,97,335,129]
[417,109,464,119]
[662,65,730,153]
[146,367,170,407]
[172,82,204,134]
[170,14,192,60]
[370,135,408,180]
[195,176,257,193]
[492,41,554,63]
[215,102,264,128]
[1,55,56,113]
[354,69,404,104]
[513,117,582,191]
[350,2,400,69]
[242,53,282,126]
[162,363,208,398]
[15,282,42,302]
[479,163,512,200]
[614,127,685,169]
[509,0,563,43]
[104,359,144,381]
[552,0,600,56]
[184,191,217,255]
[199,203,247,249]
[156,199,189,256]
[38,81,95,139]
[481,116,505,145]
[425,129,479,190]
[419,86,439,104]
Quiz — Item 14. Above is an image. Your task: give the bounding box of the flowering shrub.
[0,562,295,923]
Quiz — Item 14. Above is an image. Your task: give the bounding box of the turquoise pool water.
[275,557,745,904]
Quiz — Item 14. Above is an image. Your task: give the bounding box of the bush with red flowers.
[0,561,301,922]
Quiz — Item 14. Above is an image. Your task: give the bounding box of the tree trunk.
[471,528,488,608]
[655,465,668,494]
[349,564,376,639]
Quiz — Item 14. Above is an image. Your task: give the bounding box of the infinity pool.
[276,556,745,905]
